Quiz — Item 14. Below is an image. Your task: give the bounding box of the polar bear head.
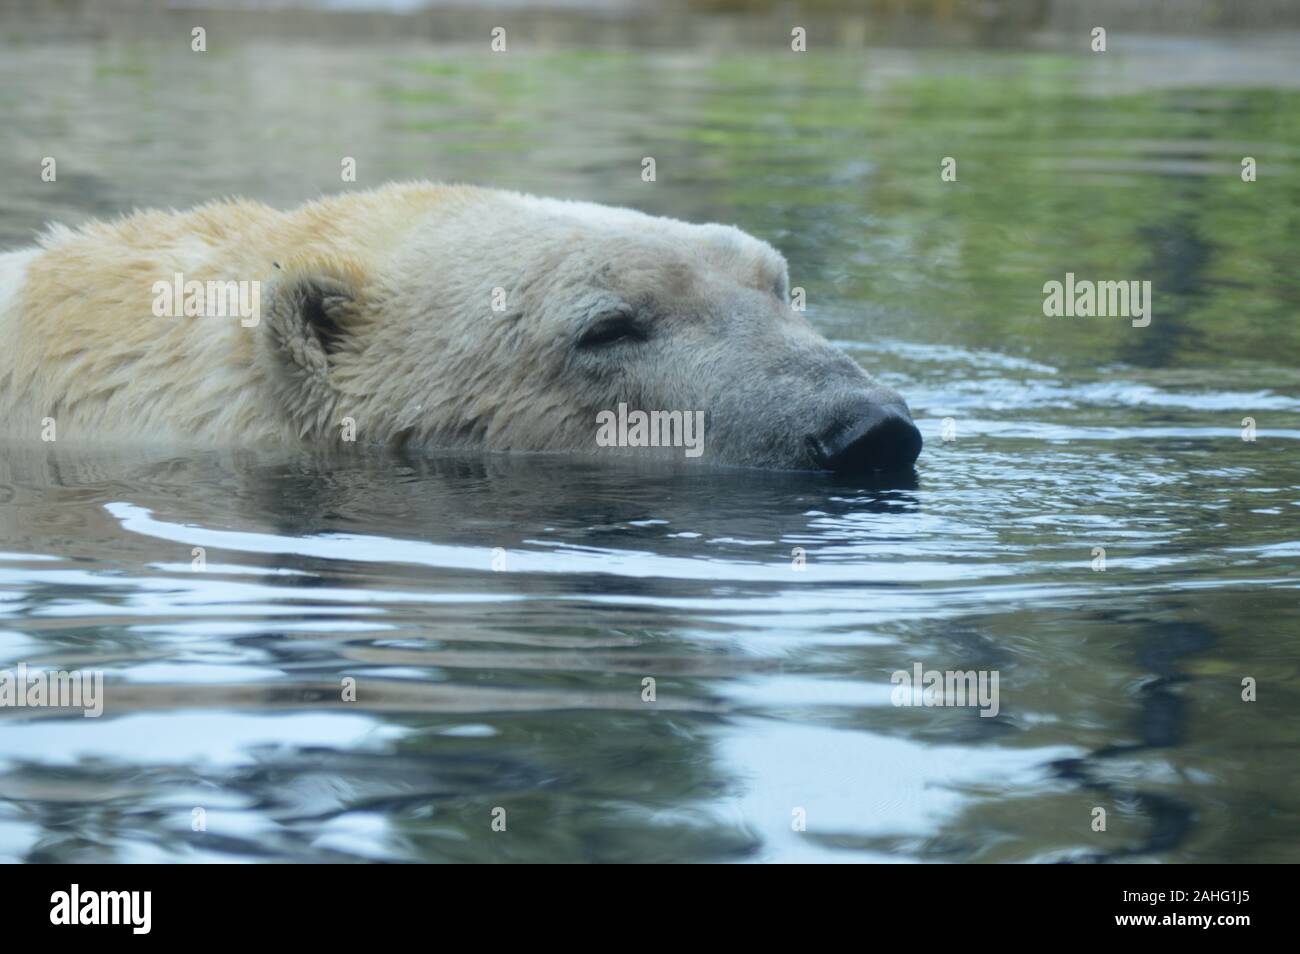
[260,186,921,473]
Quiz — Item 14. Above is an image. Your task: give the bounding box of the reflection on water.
[1,14,1298,862]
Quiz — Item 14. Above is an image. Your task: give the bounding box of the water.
[1,20,1299,863]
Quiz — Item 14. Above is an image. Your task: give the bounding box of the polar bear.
[0,183,921,472]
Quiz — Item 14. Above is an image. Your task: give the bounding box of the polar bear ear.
[259,274,361,433]
[264,274,358,356]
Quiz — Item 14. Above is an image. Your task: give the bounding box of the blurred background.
[2,0,1297,368]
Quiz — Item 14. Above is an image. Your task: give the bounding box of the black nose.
[808,403,922,473]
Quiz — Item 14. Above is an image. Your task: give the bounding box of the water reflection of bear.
[102,443,917,578]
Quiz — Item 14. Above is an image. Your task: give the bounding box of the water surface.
[1,25,1298,862]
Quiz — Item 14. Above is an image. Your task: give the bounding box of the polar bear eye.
[578,312,647,349]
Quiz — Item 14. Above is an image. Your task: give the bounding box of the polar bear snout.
[807,398,922,473]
